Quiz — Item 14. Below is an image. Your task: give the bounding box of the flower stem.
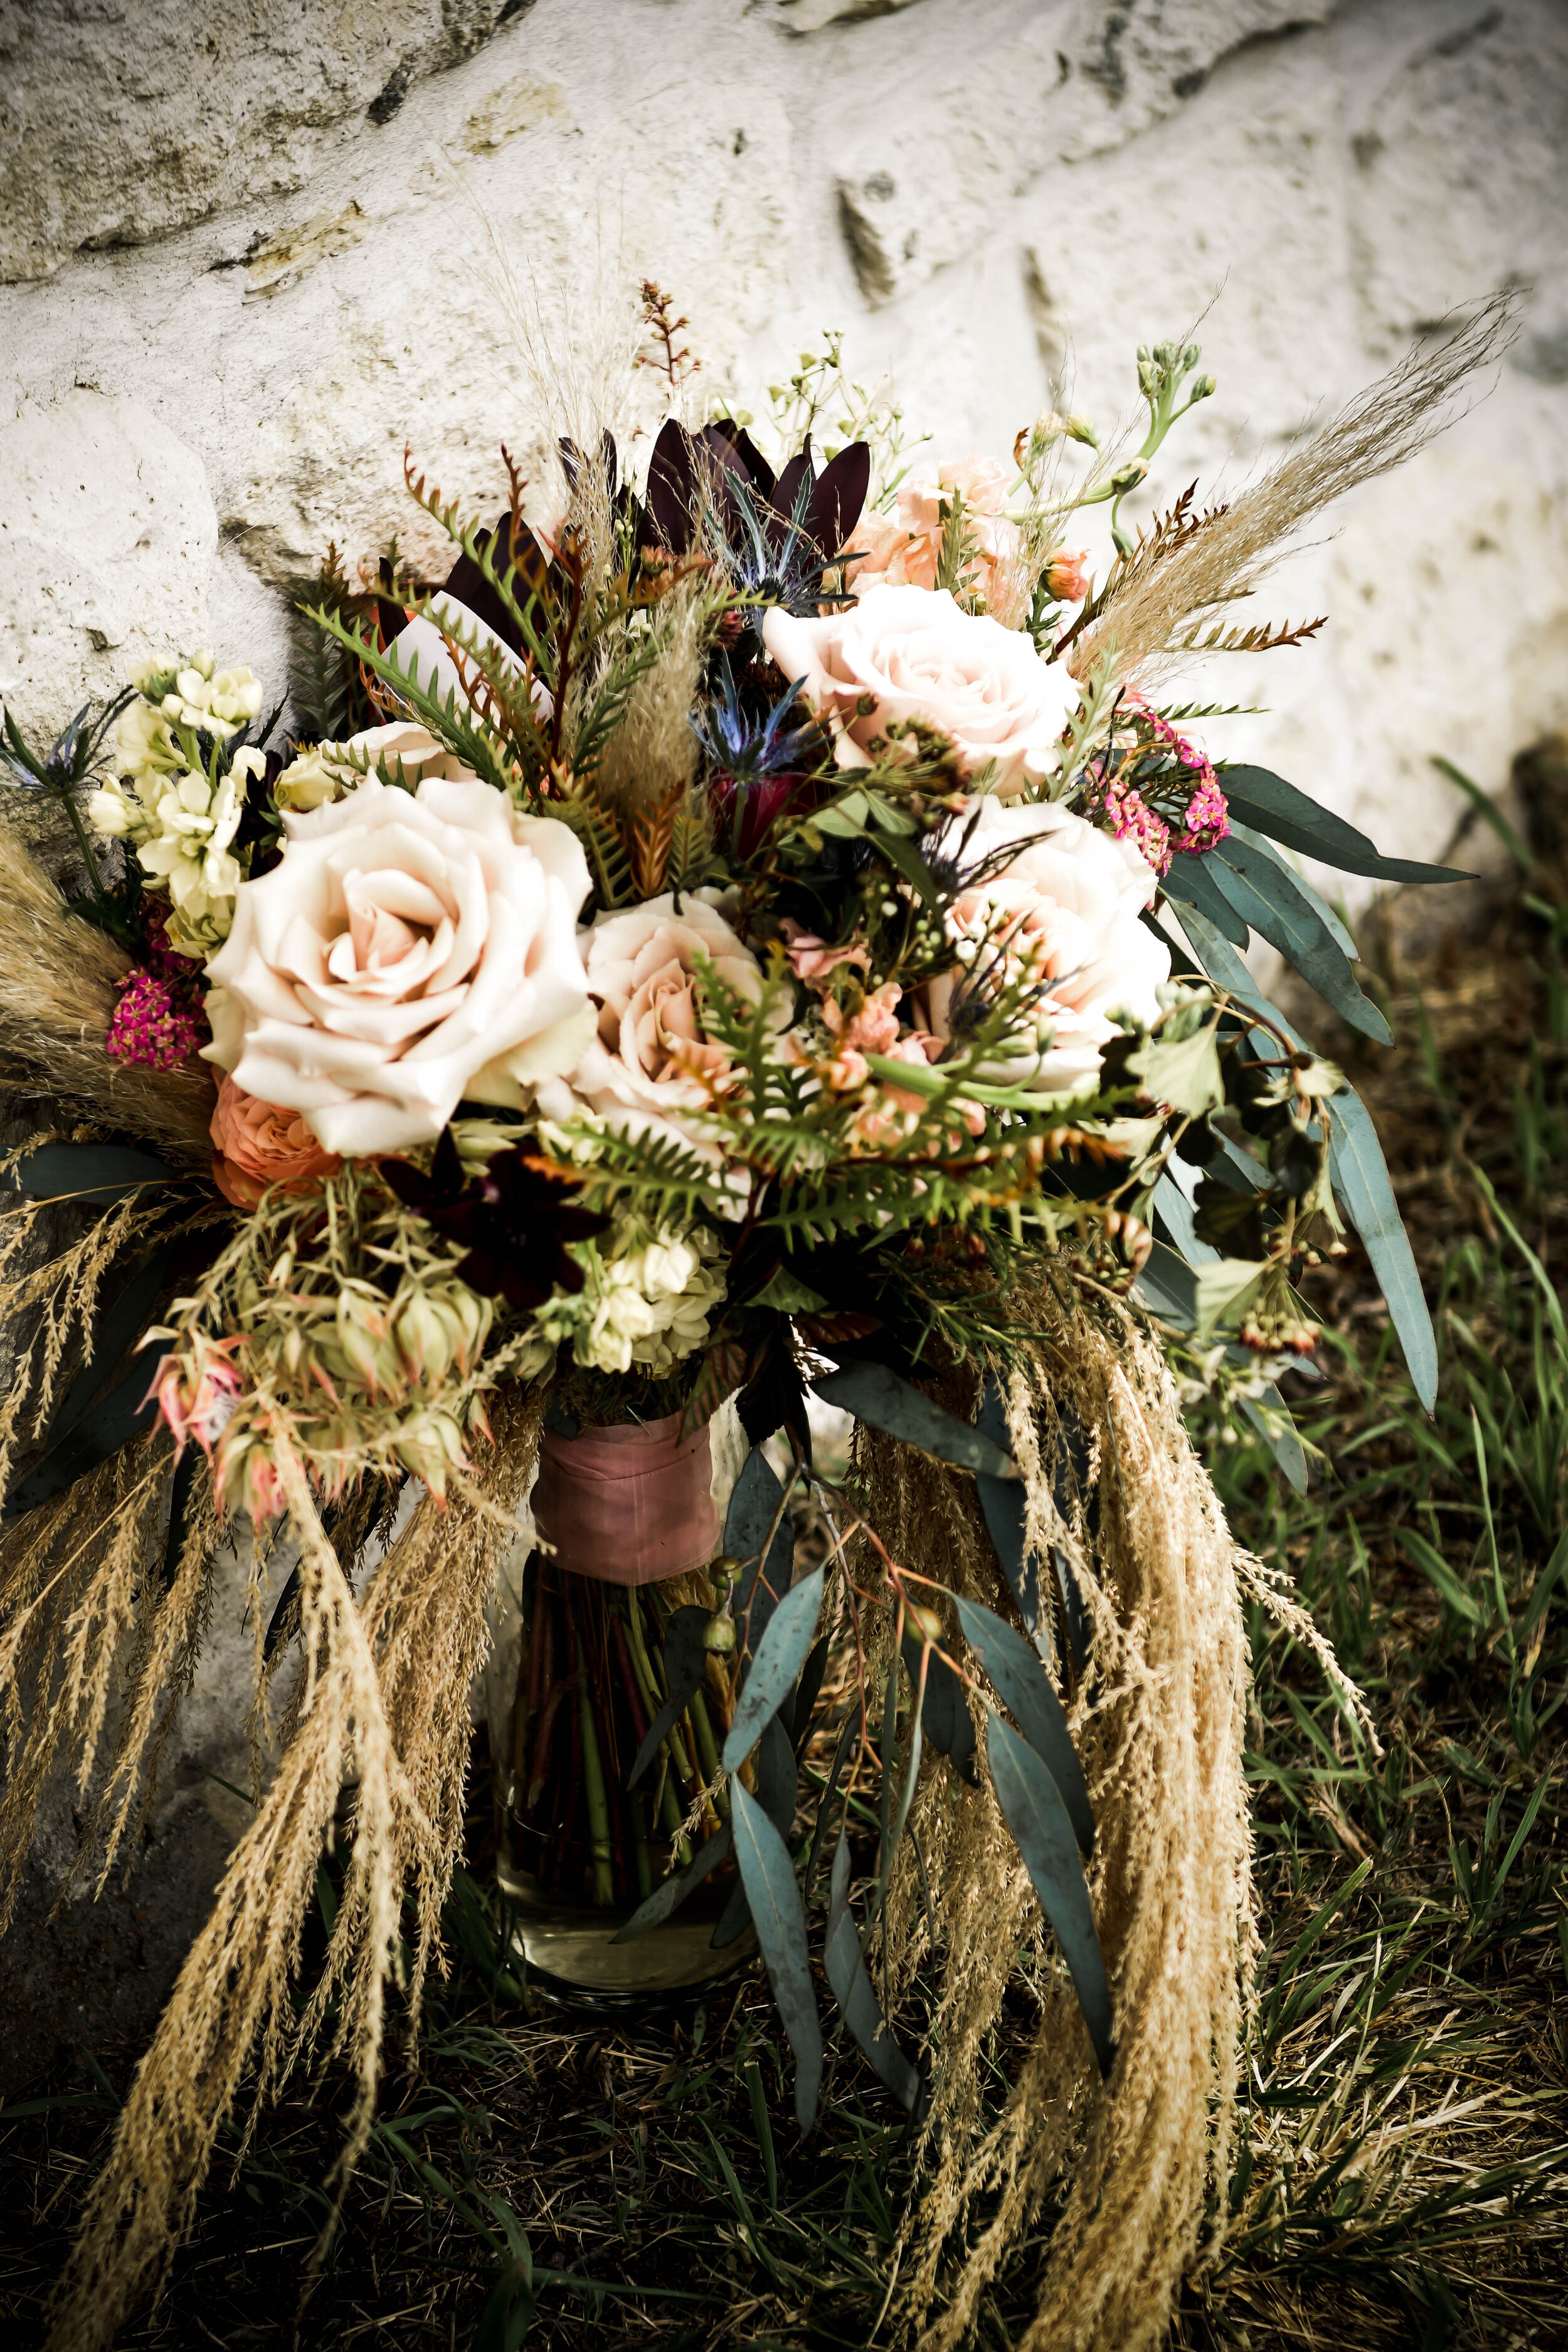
[576,1660,615,1907]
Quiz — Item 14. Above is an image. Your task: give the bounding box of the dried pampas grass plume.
[0,810,215,1161]
[1071,290,1519,688]
[40,1392,543,2352]
[861,1278,1257,2352]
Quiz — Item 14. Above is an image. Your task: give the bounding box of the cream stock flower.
[201,775,596,1157]
[92,748,260,957]
[522,1210,726,1378]
[763,584,1079,796]
[923,796,1170,1098]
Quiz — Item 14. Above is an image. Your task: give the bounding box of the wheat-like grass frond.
[41,1395,543,2352]
[1071,293,1518,689]
[861,1278,1256,2352]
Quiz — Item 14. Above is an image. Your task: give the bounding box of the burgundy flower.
[382,1131,608,1315]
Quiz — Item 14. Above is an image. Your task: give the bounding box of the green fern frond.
[302,607,516,795]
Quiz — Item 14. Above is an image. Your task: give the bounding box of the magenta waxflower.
[106,967,201,1071]
[1177,771,1231,854]
[1104,777,1173,876]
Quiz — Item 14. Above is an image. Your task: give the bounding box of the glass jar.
[491,1407,755,2006]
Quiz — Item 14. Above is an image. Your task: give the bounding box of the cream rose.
[273,722,479,813]
[543,891,788,1164]
[201,775,596,1157]
[923,797,1170,1099]
[763,584,1079,796]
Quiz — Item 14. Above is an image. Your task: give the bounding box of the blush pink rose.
[763,585,1079,797]
[546,891,790,1167]
[209,1073,342,1209]
[201,776,595,1157]
[842,456,1025,623]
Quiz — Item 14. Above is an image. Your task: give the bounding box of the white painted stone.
[0,389,218,745]
[0,0,529,284]
[0,0,1562,862]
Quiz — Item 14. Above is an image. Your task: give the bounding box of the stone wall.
[1,0,1565,2074]
[3,0,1566,891]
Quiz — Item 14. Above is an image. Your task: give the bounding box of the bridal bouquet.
[0,298,1497,2352]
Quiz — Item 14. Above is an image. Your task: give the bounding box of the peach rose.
[844,455,1025,621]
[543,891,790,1165]
[922,797,1170,1099]
[763,584,1079,797]
[209,1073,342,1209]
[201,775,596,1157]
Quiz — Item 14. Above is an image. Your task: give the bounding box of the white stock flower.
[90,748,262,958]
[923,796,1170,1098]
[154,654,263,738]
[523,1210,726,1378]
[201,774,596,1157]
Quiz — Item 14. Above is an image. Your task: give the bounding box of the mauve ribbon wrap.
[531,1412,719,1585]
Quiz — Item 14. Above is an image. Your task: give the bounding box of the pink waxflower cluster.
[1104,778,1173,876]
[1178,771,1231,855]
[1145,710,1231,856]
[106,967,201,1071]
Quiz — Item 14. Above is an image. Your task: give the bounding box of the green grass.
[1,877,1565,2349]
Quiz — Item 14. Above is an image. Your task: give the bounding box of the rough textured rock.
[0,0,1565,2033]
[0,0,534,283]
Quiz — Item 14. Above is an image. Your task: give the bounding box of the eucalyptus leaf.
[1227,820,1359,956]
[730,1779,823,2132]
[1328,1082,1438,1412]
[805,1712,859,1899]
[812,1362,1014,1479]
[953,1594,1093,1855]
[1237,1390,1308,1495]
[1159,847,1250,946]
[975,1376,1047,1649]
[825,1829,921,2111]
[9,1142,177,1206]
[724,1445,795,1650]
[1192,1256,1268,1339]
[793,1633,831,1759]
[1220,765,1469,885]
[900,1628,978,1784]
[724,1567,824,1771]
[8,1355,161,1517]
[987,1714,1115,2075]
[31,1249,167,1458]
[1168,906,1437,1407]
[1208,834,1392,1045]
[612,1821,734,1942]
